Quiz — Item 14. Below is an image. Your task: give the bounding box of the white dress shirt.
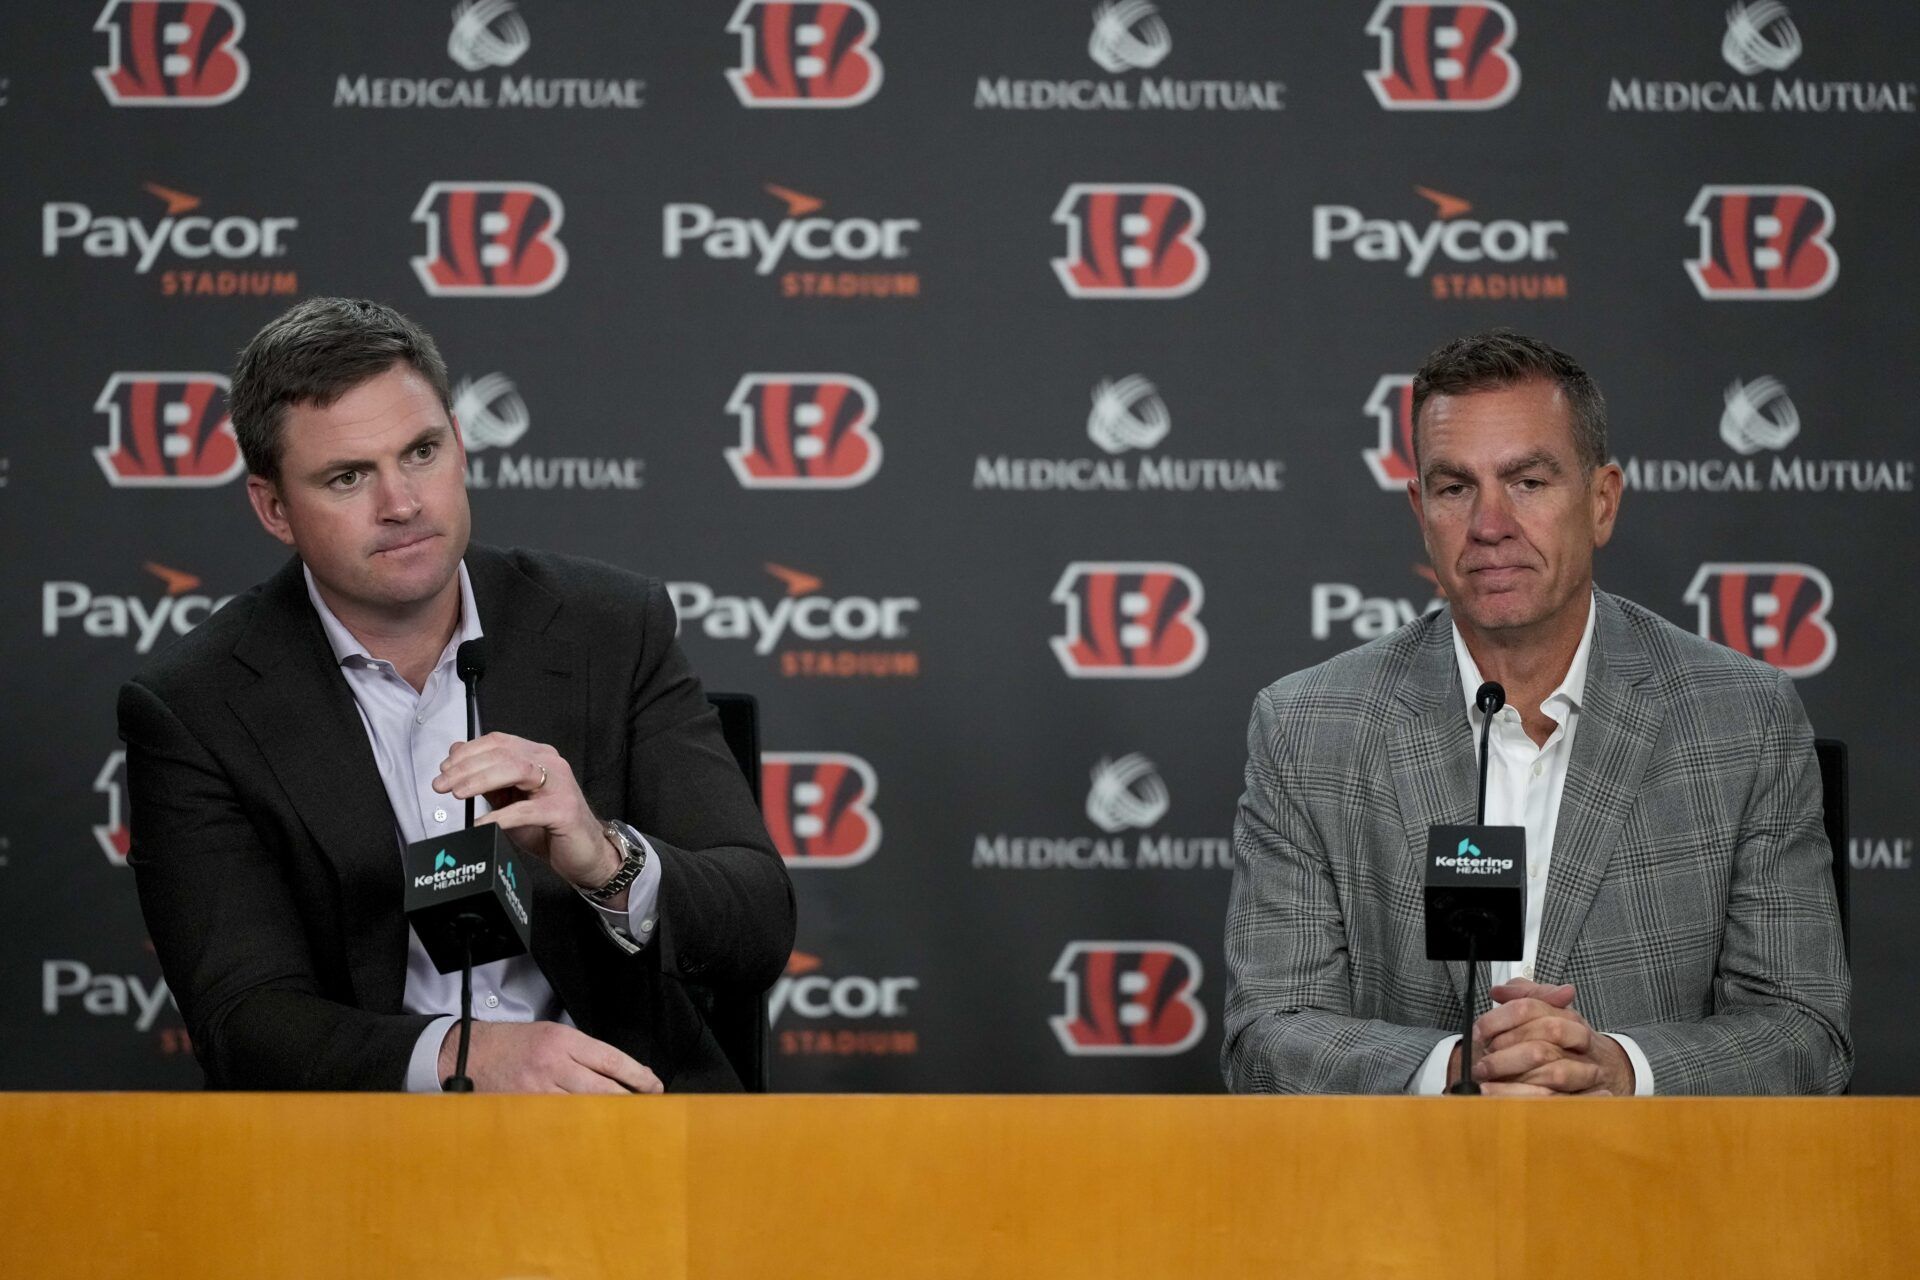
[1409,594,1655,1095]
[303,563,663,1091]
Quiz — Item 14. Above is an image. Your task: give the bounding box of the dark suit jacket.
[118,544,795,1091]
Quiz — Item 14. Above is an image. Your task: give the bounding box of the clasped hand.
[1451,978,1635,1096]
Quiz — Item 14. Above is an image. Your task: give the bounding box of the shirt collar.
[1451,591,1597,725]
[303,560,482,670]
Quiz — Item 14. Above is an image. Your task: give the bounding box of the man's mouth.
[373,532,438,556]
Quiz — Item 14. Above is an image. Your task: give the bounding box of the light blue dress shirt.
[303,562,662,1091]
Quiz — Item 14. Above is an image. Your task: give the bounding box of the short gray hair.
[1410,329,1608,474]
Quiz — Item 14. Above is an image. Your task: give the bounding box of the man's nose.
[375,469,421,521]
[1468,486,1517,542]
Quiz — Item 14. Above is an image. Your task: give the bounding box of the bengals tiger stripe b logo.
[1050,941,1206,1056]
[762,752,881,867]
[726,374,882,488]
[95,0,249,106]
[1365,2,1519,110]
[1052,184,1208,299]
[94,373,240,487]
[1685,185,1837,300]
[1363,374,1419,490]
[1684,562,1836,677]
[412,182,568,297]
[727,1,883,107]
[1052,562,1207,678]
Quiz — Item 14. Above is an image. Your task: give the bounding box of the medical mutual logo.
[1607,3,1915,115]
[335,1,646,110]
[973,753,1232,872]
[974,374,1283,494]
[454,372,646,491]
[1617,377,1912,495]
[974,2,1284,113]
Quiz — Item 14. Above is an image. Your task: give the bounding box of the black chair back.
[691,692,772,1092]
[1814,738,1849,959]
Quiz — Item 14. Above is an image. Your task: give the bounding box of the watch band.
[588,819,647,902]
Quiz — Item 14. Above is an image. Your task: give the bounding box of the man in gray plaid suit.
[1224,331,1850,1095]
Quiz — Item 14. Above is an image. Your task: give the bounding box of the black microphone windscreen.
[456,639,487,683]
[1476,681,1505,716]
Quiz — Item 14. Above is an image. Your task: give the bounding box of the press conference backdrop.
[0,2,1913,1093]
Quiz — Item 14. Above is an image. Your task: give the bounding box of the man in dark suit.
[119,297,794,1091]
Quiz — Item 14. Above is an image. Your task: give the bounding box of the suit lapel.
[1532,594,1664,984]
[1386,616,1482,1013]
[464,548,600,1031]
[226,557,411,1013]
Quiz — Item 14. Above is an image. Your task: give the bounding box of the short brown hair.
[230,297,452,481]
[1410,329,1608,474]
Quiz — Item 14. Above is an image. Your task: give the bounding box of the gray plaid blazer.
[1223,590,1851,1095]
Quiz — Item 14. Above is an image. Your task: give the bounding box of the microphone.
[401,638,531,1091]
[456,640,486,828]
[1423,679,1525,1096]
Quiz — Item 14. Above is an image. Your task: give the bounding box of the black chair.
[685,691,773,1092]
[1814,738,1849,959]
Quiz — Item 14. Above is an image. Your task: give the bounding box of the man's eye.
[330,471,362,490]
[413,442,437,461]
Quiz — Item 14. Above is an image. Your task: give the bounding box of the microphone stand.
[1448,685,1502,1097]
[442,655,485,1093]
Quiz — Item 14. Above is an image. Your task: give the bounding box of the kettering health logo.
[1608,2,1914,114]
[415,850,488,889]
[335,0,645,110]
[1618,377,1912,495]
[975,2,1283,112]
[1438,835,1514,873]
[454,371,646,491]
[974,374,1283,493]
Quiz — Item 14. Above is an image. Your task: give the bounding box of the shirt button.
[484,994,499,1010]
[1518,964,1534,981]
[1532,761,1544,778]
[415,714,426,725]
[433,809,447,823]
[640,919,655,933]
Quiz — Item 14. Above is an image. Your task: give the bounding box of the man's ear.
[246,474,296,547]
[1589,462,1624,549]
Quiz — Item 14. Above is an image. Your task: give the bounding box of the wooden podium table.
[2,1095,1914,1278]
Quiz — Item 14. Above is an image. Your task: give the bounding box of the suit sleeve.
[1613,673,1853,1094]
[1222,686,1456,1093]
[119,679,436,1090]
[621,581,795,990]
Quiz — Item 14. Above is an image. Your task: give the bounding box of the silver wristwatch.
[587,819,648,902]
